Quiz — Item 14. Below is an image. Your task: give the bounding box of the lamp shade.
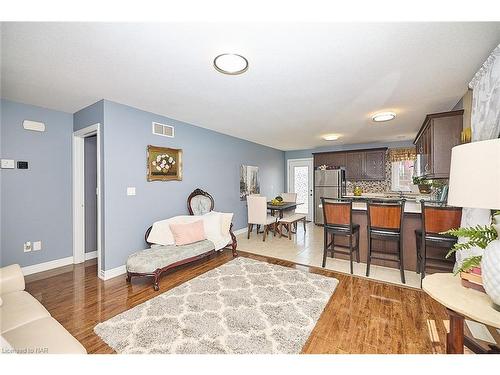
[447,138,500,210]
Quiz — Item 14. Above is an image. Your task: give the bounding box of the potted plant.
[443,212,500,310]
[412,176,432,194]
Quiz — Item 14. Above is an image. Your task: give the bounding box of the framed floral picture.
[147,145,182,181]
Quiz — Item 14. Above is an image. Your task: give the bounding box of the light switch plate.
[1,159,15,169]
[127,187,136,196]
[33,241,42,251]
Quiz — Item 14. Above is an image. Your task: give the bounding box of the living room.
[1,1,500,372]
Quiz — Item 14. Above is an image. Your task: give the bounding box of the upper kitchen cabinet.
[364,149,386,180]
[345,152,365,180]
[314,152,346,168]
[413,110,463,179]
[313,148,387,181]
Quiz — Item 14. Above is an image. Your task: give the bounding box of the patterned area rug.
[94,257,338,354]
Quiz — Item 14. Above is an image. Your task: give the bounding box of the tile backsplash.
[346,157,392,193]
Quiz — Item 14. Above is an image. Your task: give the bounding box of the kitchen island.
[329,195,425,273]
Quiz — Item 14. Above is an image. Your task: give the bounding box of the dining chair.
[247,195,278,241]
[278,192,306,239]
[279,192,297,217]
[321,197,360,274]
[281,192,297,204]
[416,200,462,286]
[366,199,406,283]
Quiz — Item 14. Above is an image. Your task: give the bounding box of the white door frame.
[286,157,314,221]
[72,123,102,277]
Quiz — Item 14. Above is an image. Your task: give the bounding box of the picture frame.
[147,145,183,181]
[239,165,260,200]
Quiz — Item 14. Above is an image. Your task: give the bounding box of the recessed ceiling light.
[213,54,248,75]
[372,111,396,122]
[323,134,341,141]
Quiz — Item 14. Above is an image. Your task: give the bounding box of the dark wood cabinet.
[364,149,386,180]
[345,152,364,180]
[329,152,346,169]
[313,148,387,181]
[414,110,463,179]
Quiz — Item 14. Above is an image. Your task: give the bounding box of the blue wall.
[101,100,285,270]
[1,99,285,271]
[0,99,73,267]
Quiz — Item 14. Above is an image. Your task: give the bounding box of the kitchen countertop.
[343,193,428,214]
[351,200,421,214]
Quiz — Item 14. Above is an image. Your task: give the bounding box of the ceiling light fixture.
[323,134,341,141]
[372,111,396,122]
[213,54,249,75]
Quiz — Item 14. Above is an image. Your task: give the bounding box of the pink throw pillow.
[169,220,206,246]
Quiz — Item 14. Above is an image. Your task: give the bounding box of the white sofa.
[0,264,87,354]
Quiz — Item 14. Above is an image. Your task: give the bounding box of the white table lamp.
[447,138,500,310]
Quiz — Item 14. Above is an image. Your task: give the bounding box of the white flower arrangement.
[152,153,176,174]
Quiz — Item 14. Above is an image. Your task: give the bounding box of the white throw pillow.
[202,211,223,240]
[214,211,234,236]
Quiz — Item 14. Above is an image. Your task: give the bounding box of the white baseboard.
[21,256,74,276]
[233,227,247,236]
[85,251,97,260]
[102,265,127,280]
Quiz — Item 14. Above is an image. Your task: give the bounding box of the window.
[391,160,415,192]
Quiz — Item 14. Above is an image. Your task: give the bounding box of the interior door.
[288,158,313,221]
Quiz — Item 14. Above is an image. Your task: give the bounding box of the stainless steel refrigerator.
[314,169,346,225]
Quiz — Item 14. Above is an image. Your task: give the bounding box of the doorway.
[72,124,102,277]
[287,158,313,221]
[84,135,98,261]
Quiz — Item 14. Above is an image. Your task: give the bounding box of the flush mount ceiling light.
[213,54,248,75]
[322,134,341,141]
[372,111,396,122]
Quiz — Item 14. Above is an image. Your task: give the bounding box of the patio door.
[287,158,313,221]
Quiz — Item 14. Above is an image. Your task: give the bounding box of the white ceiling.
[2,22,499,150]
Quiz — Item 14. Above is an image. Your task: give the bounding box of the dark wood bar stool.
[321,197,360,274]
[416,200,462,286]
[366,199,406,284]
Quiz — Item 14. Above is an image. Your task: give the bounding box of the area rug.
[94,257,338,354]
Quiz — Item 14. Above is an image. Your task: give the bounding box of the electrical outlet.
[33,241,42,251]
[24,241,32,252]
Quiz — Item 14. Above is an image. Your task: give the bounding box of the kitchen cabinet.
[345,152,364,180]
[364,149,386,180]
[329,152,347,169]
[414,110,463,179]
[313,148,387,181]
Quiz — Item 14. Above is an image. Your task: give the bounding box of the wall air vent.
[152,122,174,138]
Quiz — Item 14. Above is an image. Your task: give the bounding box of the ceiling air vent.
[152,122,174,138]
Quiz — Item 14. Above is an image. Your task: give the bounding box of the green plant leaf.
[455,256,482,275]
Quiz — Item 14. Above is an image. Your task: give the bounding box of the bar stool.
[416,200,462,286]
[366,199,406,284]
[321,197,360,274]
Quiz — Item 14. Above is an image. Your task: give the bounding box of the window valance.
[389,147,416,162]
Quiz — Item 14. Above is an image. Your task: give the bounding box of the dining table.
[267,201,302,219]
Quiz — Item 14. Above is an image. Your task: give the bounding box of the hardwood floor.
[24,250,449,354]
